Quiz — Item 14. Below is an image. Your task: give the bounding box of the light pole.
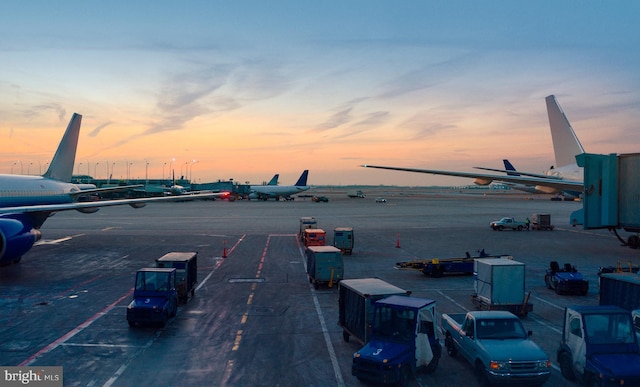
[77,162,83,176]
[189,160,198,182]
[94,162,99,180]
[162,162,167,181]
[180,162,188,180]
[170,158,175,181]
[11,161,17,174]
[27,162,33,175]
[145,160,149,184]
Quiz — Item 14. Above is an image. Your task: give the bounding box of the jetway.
[571,152,640,248]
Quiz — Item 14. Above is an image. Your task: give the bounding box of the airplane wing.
[72,184,144,197]
[472,166,562,180]
[360,164,583,193]
[0,192,226,215]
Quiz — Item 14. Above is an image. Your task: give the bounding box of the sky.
[1,1,639,186]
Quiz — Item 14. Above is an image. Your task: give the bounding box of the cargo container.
[333,227,354,255]
[155,251,197,304]
[472,258,532,316]
[338,278,410,344]
[299,217,317,241]
[303,228,326,247]
[305,245,343,288]
[599,273,640,311]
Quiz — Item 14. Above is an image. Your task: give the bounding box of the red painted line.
[19,289,134,366]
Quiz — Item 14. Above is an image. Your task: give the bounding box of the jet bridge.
[570,152,640,248]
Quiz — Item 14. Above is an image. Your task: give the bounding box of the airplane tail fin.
[502,159,520,176]
[268,174,279,185]
[294,170,309,186]
[42,113,82,182]
[545,95,585,167]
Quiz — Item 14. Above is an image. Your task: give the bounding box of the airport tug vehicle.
[352,295,440,386]
[127,268,178,327]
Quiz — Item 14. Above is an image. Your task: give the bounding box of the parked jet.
[266,174,279,186]
[0,113,224,266]
[362,95,584,196]
[249,170,309,200]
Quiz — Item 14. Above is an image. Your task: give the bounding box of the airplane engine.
[0,218,42,265]
[473,178,493,186]
[76,207,100,214]
[534,185,560,194]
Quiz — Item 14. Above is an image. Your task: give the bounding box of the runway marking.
[18,289,133,366]
[34,234,84,245]
[532,295,565,311]
[60,343,140,348]
[436,290,468,312]
[298,238,345,387]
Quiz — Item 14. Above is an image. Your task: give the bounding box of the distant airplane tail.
[545,95,585,167]
[268,174,279,185]
[503,159,520,176]
[42,113,82,183]
[295,170,309,186]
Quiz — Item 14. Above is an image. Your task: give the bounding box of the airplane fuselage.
[0,174,80,208]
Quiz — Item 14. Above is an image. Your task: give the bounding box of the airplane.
[248,170,309,200]
[266,174,279,186]
[362,95,585,197]
[0,113,224,266]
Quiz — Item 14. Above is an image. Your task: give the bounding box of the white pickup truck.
[489,217,527,231]
[441,311,551,386]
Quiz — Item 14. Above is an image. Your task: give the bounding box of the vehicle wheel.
[517,225,523,231]
[587,373,602,387]
[497,226,504,231]
[342,331,350,342]
[160,312,168,328]
[544,275,553,289]
[475,362,489,387]
[313,281,319,290]
[445,336,457,358]
[628,235,640,249]
[432,267,444,278]
[128,320,136,328]
[559,351,576,381]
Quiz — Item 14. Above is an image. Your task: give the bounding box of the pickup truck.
[441,311,551,386]
[489,217,528,231]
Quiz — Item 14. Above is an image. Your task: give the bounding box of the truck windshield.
[373,307,415,341]
[584,313,635,345]
[476,318,527,339]
[136,272,170,292]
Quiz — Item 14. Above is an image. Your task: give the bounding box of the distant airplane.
[0,113,224,266]
[249,170,309,200]
[362,95,584,197]
[266,174,279,186]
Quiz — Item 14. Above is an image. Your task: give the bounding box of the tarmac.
[1,187,638,387]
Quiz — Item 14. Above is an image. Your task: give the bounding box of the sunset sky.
[1,1,639,186]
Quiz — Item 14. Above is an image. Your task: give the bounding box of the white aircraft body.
[362,95,585,196]
[249,170,309,200]
[0,113,224,265]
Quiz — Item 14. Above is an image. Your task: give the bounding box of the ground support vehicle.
[441,311,551,387]
[489,217,527,231]
[472,258,532,317]
[544,261,588,295]
[347,190,366,198]
[127,268,178,327]
[598,272,640,311]
[352,296,440,386]
[299,216,317,241]
[305,245,343,289]
[395,250,512,277]
[303,228,325,247]
[598,260,639,275]
[333,227,354,255]
[531,213,554,230]
[338,278,410,344]
[557,305,640,386]
[155,251,198,303]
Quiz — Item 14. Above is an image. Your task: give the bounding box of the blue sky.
[1,1,639,186]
